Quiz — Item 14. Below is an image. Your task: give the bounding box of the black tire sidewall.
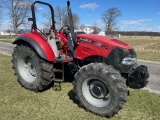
[76,72,119,115]
[74,63,127,117]
[14,45,42,91]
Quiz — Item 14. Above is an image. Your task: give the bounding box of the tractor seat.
[42,28,60,42]
[42,28,60,57]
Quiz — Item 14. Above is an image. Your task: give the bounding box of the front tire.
[73,63,128,117]
[12,43,54,92]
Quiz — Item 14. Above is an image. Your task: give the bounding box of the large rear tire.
[12,43,54,92]
[73,63,128,117]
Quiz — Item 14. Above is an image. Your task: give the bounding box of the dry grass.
[143,42,160,51]
[0,35,15,43]
[136,51,160,61]
[120,36,160,47]
[0,53,160,120]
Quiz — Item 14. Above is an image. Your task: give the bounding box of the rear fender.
[13,33,55,61]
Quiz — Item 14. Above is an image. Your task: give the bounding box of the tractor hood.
[77,34,133,49]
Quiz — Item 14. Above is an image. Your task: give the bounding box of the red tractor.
[12,1,149,118]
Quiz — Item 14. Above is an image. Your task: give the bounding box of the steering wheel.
[58,25,70,47]
[58,25,70,34]
[58,26,64,32]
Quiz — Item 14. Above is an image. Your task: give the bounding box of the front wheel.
[12,43,54,92]
[73,63,128,117]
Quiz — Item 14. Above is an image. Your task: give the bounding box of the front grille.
[105,47,137,73]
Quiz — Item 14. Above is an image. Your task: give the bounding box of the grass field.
[120,36,160,50]
[0,35,16,43]
[0,53,160,120]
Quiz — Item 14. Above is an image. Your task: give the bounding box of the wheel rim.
[18,54,37,83]
[82,79,110,107]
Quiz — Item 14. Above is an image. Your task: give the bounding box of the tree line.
[112,31,160,36]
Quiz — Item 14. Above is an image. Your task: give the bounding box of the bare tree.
[79,24,86,30]
[43,6,67,28]
[63,13,80,29]
[92,23,100,34]
[42,11,52,28]
[72,14,80,29]
[0,4,3,22]
[2,0,32,35]
[42,6,80,30]
[55,6,67,28]
[5,29,14,36]
[101,8,122,35]
[0,7,2,17]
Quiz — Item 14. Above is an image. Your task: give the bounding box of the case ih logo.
[79,37,110,50]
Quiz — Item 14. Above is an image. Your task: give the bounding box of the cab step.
[53,78,64,82]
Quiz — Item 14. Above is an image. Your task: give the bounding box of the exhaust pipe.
[67,1,78,46]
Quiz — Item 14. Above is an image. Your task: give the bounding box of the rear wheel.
[12,43,54,92]
[73,63,128,117]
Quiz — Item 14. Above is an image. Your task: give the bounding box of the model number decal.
[101,45,110,50]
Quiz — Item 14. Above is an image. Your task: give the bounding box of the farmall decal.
[79,38,92,43]
[79,37,110,50]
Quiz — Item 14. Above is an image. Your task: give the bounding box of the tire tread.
[73,63,128,118]
[12,43,54,92]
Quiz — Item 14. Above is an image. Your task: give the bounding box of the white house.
[83,27,94,34]
[0,32,15,35]
[113,34,121,38]
[98,31,105,36]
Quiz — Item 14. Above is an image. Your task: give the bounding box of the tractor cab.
[28,1,76,62]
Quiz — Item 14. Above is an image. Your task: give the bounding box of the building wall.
[84,27,94,34]
[98,31,105,36]
[0,32,15,35]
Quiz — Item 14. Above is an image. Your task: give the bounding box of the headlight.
[121,57,137,65]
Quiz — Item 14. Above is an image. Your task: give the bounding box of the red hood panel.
[77,34,133,49]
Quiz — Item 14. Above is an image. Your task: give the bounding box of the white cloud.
[121,20,139,25]
[119,19,159,32]
[137,19,152,22]
[138,26,160,32]
[154,26,160,32]
[86,14,92,16]
[138,27,153,31]
[121,19,152,26]
[96,20,102,23]
[84,24,92,27]
[80,3,100,10]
